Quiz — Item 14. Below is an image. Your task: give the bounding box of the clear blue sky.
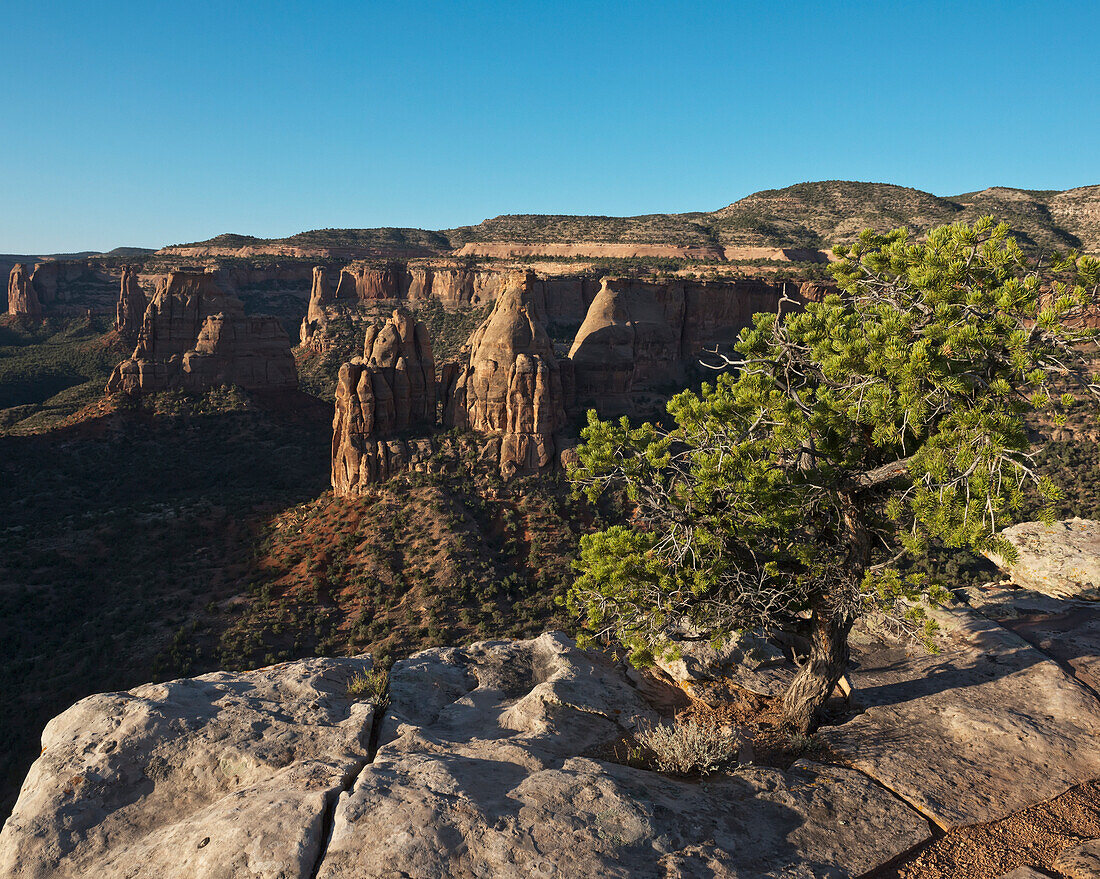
[2,0,1097,253]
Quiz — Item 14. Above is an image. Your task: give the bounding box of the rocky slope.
[164,181,1100,260]
[4,605,1100,878]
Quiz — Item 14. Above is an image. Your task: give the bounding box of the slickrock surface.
[9,623,1100,877]
[106,269,298,394]
[1053,838,1100,878]
[0,657,378,879]
[961,583,1100,699]
[985,518,1100,600]
[318,633,929,879]
[446,271,571,477]
[6,264,42,318]
[819,606,1100,830]
[115,265,147,343]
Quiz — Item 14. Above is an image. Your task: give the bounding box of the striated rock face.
[0,633,935,879]
[568,277,790,414]
[331,311,439,494]
[446,271,570,477]
[7,264,43,318]
[985,518,1100,600]
[106,269,298,395]
[115,266,147,343]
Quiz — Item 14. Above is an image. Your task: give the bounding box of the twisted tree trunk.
[781,490,871,733]
[780,604,855,733]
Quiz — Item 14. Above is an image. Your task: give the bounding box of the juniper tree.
[567,219,1100,733]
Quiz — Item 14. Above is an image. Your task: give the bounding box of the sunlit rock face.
[568,277,792,414]
[7,264,42,318]
[105,269,297,395]
[331,310,440,495]
[115,265,147,344]
[444,271,570,478]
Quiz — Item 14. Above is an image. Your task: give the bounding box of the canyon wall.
[106,269,298,395]
[567,277,800,414]
[329,272,816,491]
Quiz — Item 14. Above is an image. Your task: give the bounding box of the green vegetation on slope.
[161,181,1100,257]
[0,316,127,430]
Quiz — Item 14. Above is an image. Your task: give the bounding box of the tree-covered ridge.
[164,182,1100,254]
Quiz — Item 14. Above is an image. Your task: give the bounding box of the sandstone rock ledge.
[985,517,1100,600]
[1,634,933,879]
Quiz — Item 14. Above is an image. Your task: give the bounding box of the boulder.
[6,264,42,318]
[0,657,379,879]
[653,631,794,698]
[985,518,1100,600]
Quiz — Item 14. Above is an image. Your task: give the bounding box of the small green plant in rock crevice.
[346,666,390,706]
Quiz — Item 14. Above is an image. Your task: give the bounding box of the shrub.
[636,717,741,775]
[346,666,389,704]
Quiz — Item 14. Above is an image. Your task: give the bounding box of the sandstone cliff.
[6,264,42,318]
[445,271,571,477]
[331,311,440,493]
[568,277,793,414]
[115,266,147,343]
[106,269,298,395]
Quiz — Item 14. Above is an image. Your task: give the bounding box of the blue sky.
[2,0,1097,253]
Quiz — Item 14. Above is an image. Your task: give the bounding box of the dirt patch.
[870,779,1100,879]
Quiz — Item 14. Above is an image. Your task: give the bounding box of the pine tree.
[567,218,1100,732]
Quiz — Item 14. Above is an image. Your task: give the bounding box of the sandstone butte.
[4,581,1100,879]
[106,269,299,395]
[331,272,577,492]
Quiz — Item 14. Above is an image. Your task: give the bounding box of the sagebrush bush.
[637,718,740,775]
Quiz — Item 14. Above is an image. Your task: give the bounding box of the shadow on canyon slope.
[0,391,332,821]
